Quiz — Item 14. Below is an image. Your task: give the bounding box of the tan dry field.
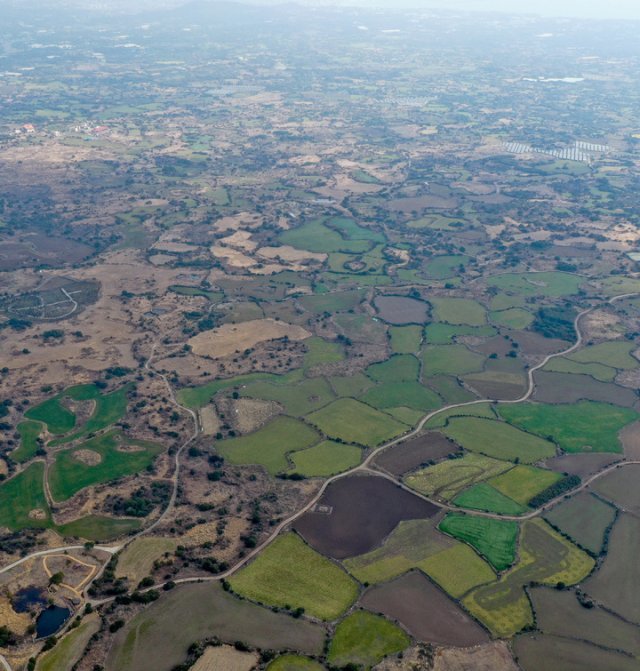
[211,245,257,269]
[222,398,281,434]
[583,310,624,341]
[0,596,31,636]
[218,230,259,252]
[117,537,179,586]
[191,645,258,671]
[189,318,311,359]
[212,212,264,232]
[289,154,322,165]
[152,242,201,253]
[0,458,8,477]
[620,421,640,459]
[432,642,519,671]
[200,406,221,436]
[617,368,640,389]
[148,254,174,266]
[257,245,327,264]
[73,449,103,466]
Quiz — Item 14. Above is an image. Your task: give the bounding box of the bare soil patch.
[361,571,489,646]
[0,596,31,636]
[374,432,460,476]
[544,453,622,478]
[619,421,640,459]
[217,397,281,435]
[28,508,47,520]
[257,245,327,264]
[200,406,221,436]
[432,641,518,671]
[73,449,103,466]
[189,319,311,359]
[294,474,438,559]
[532,371,637,407]
[191,645,258,671]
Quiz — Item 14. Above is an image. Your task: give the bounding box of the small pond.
[36,605,71,638]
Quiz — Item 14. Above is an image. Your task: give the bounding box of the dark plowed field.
[374,432,460,476]
[294,475,438,559]
[360,571,489,646]
[544,453,621,478]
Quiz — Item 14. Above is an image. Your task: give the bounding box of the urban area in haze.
[0,1,639,670]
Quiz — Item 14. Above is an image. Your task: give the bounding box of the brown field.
[374,296,430,325]
[73,449,102,466]
[463,372,526,401]
[294,475,438,559]
[374,432,460,476]
[189,319,311,359]
[532,371,637,407]
[257,245,327,264]
[199,406,221,436]
[619,421,640,459]
[0,233,93,271]
[583,513,640,624]
[388,195,458,212]
[593,464,640,514]
[360,571,489,646]
[191,645,259,671]
[513,634,639,671]
[433,642,518,671]
[106,583,325,671]
[506,331,569,357]
[544,452,621,478]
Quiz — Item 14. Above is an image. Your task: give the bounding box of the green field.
[499,401,638,453]
[422,344,485,377]
[366,354,419,383]
[216,416,320,474]
[303,337,344,369]
[12,420,43,463]
[463,519,595,637]
[425,402,496,429]
[452,483,526,515]
[329,373,374,398]
[327,611,410,669]
[567,341,639,369]
[306,399,407,447]
[420,543,496,598]
[488,466,562,505]
[25,397,75,434]
[389,325,423,354]
[289,440,362,477]
[544,357,617,382]
[422,254,470,280]
[489,308,533,329]
[49,431,163,502]
[333,313,388,345]
[36,613,101,671]
[280,218,372,254]
[430,297,487,326]
[344,519,455,584]
[361,381,441,413]
[424,323,496,345]
[544,493,616,554]
[0,462,50,530]
[443,417,556,463]
[267,655,324,671]
[177,373,278,409]
[487,272,583,297]
[229,533,358,620]
[57,515,141,541]
[489,293,527,311]
[299,288,366,314]
[405,453,512,500]
[439,514,518,571]
[241,377,336,417]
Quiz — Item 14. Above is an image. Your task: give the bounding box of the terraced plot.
[463,519,595,637]
[229,533,358,620]
[499,401,638,453]
[216,416,320,474]
[442,417,556,463]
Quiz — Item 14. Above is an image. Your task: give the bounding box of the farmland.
[452,483,526,515]
[267,655,324,671]
[592,463,640,513]
[420,543,496,597]
[430,297,487,326]
[487,466,562,505]
[289,440,362,477]
[422,344,485,377]
[229,533,358,620]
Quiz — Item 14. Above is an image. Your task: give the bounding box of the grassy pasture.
[489,308,533,329]
[116,537,179,585]
[58,515,141,541]
[334,313,388,345]
[327,611,410,669]
[25,397,75,435]
[489,293,527,311]
[487,271,582,297]
[421,543,496,598]
[241,377,335,417]
[439,514,518,571]
[422,254,470,279]
[422,344,485,377]
[389,325,423,354]
[568,341,639,369]
[289,441,362,477]
[488,466,562,505]
[229,533,358,620]
[430,297,487,326]
[306,399,407,447]
[361,381,441,413]
[36,613,101,671]
[366,354,419,383]
[280,219,371,254]
[0,462,50,530]
[217,416,320,474]
[299,288,366,314]
[49,432,163,502]
[267,656,324,671]
[584,513,640,623]
[425,402,496,429]
[329,216,385,242]
[405,453,512,500]
[464,519,595,637]
[343,519,455,584]
[530,587,640,658]
[452,483,526,515]
[544,357,616,382]
[328,373,374,398]
[425,376,477,405]
[514,634,640,671]
[443,417,556,463]
[106,583,325,671]
[424,323,496,345]
[499,401,638,453]
[177,373,277,409]
[303,337,344,369]
[13,420,43,463]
